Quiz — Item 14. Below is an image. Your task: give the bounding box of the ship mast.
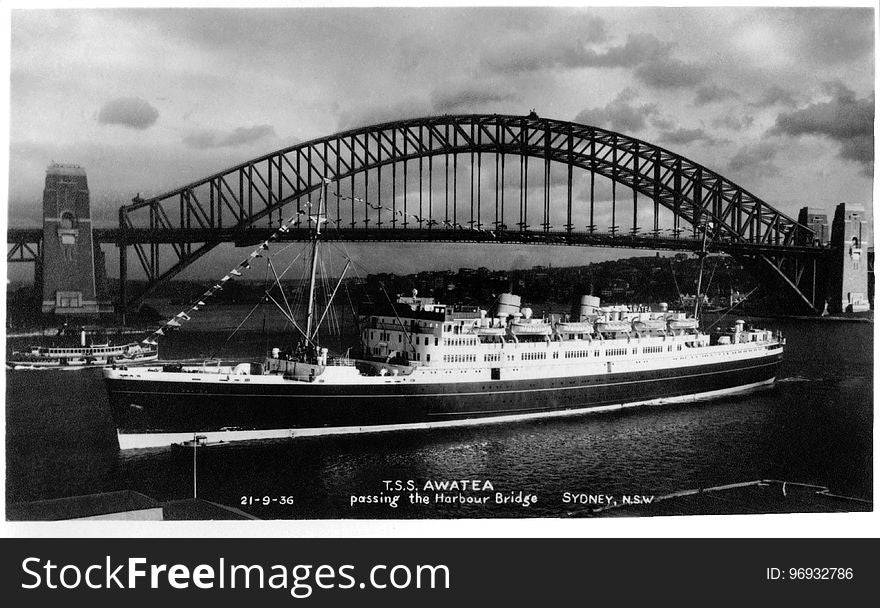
[694,221,709,318]
[305,180,327,340]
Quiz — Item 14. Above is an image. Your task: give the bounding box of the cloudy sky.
[6,5,875,279]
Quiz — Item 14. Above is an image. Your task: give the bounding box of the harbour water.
[5,316,872,519]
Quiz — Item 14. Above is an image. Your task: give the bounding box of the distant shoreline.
[733,312,873,324]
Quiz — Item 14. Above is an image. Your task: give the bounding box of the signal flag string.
[140,182,526,347]
[140,202,315,346]
[330,191,504,236]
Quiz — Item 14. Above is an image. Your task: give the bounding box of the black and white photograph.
[3,2,874,525]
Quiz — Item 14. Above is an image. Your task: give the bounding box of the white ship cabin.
[25,328,155,359]
[359,292,779,375]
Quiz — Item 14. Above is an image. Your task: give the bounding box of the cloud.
[574,88,658,133]
[728,141,780,177]
[694,85,739,106]
[751,85,799,108]
[711,114,755,132]
[771,81,873,172]
[337,99,434,131]
[97,97,159,129]
[789,8,874,66]
[634,57,709,89]
[481,32,670,74]
[430,85,518,113]
[588,34,672,68]
[657,128,719,147]
[182,124,276,149]
[650,116,676,131]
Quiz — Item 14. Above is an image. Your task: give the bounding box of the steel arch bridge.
[118,113,823,310]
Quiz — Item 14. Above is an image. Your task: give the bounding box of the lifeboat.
[667,318,699,330]
[594,320,632,333]
[509,321,552,335]
[476,327,506,336]
[632,319,667,332]
[555,321,594,334]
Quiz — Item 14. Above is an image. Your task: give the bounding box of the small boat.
[594,320,632,333]
[8,335,158,370]
[667,318,699,331]
[170,435,230,452]
[555,321,594,334]
[632,319,667,332]
[8,345,158,370]
[475,326,506,336]
[509,321,552,335]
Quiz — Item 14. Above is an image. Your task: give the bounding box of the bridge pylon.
[828,203,871,313]
[40,163,111,316]
[798,204,871,314]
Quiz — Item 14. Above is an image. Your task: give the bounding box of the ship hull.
[106,351,782,449]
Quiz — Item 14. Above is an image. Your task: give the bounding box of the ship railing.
[367,321,440,333]
[328,357,355,366]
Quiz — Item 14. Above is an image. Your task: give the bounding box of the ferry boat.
[103,184,783,450]
[9,326,158,370]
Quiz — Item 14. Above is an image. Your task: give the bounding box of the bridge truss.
[117,114,822,310]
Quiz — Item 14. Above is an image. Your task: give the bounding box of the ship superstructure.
[348,292,780,390]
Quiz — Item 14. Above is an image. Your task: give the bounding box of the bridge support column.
[40,163,112,316]
[800,204,872,314]
[827,203,871,314]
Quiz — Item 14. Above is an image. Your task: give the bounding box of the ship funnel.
[571,295,600,321]
[494,293,521,317]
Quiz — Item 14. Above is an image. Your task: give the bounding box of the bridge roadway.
[7,226,825,258]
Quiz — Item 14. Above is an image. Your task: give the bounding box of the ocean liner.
[103,184,783,450]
